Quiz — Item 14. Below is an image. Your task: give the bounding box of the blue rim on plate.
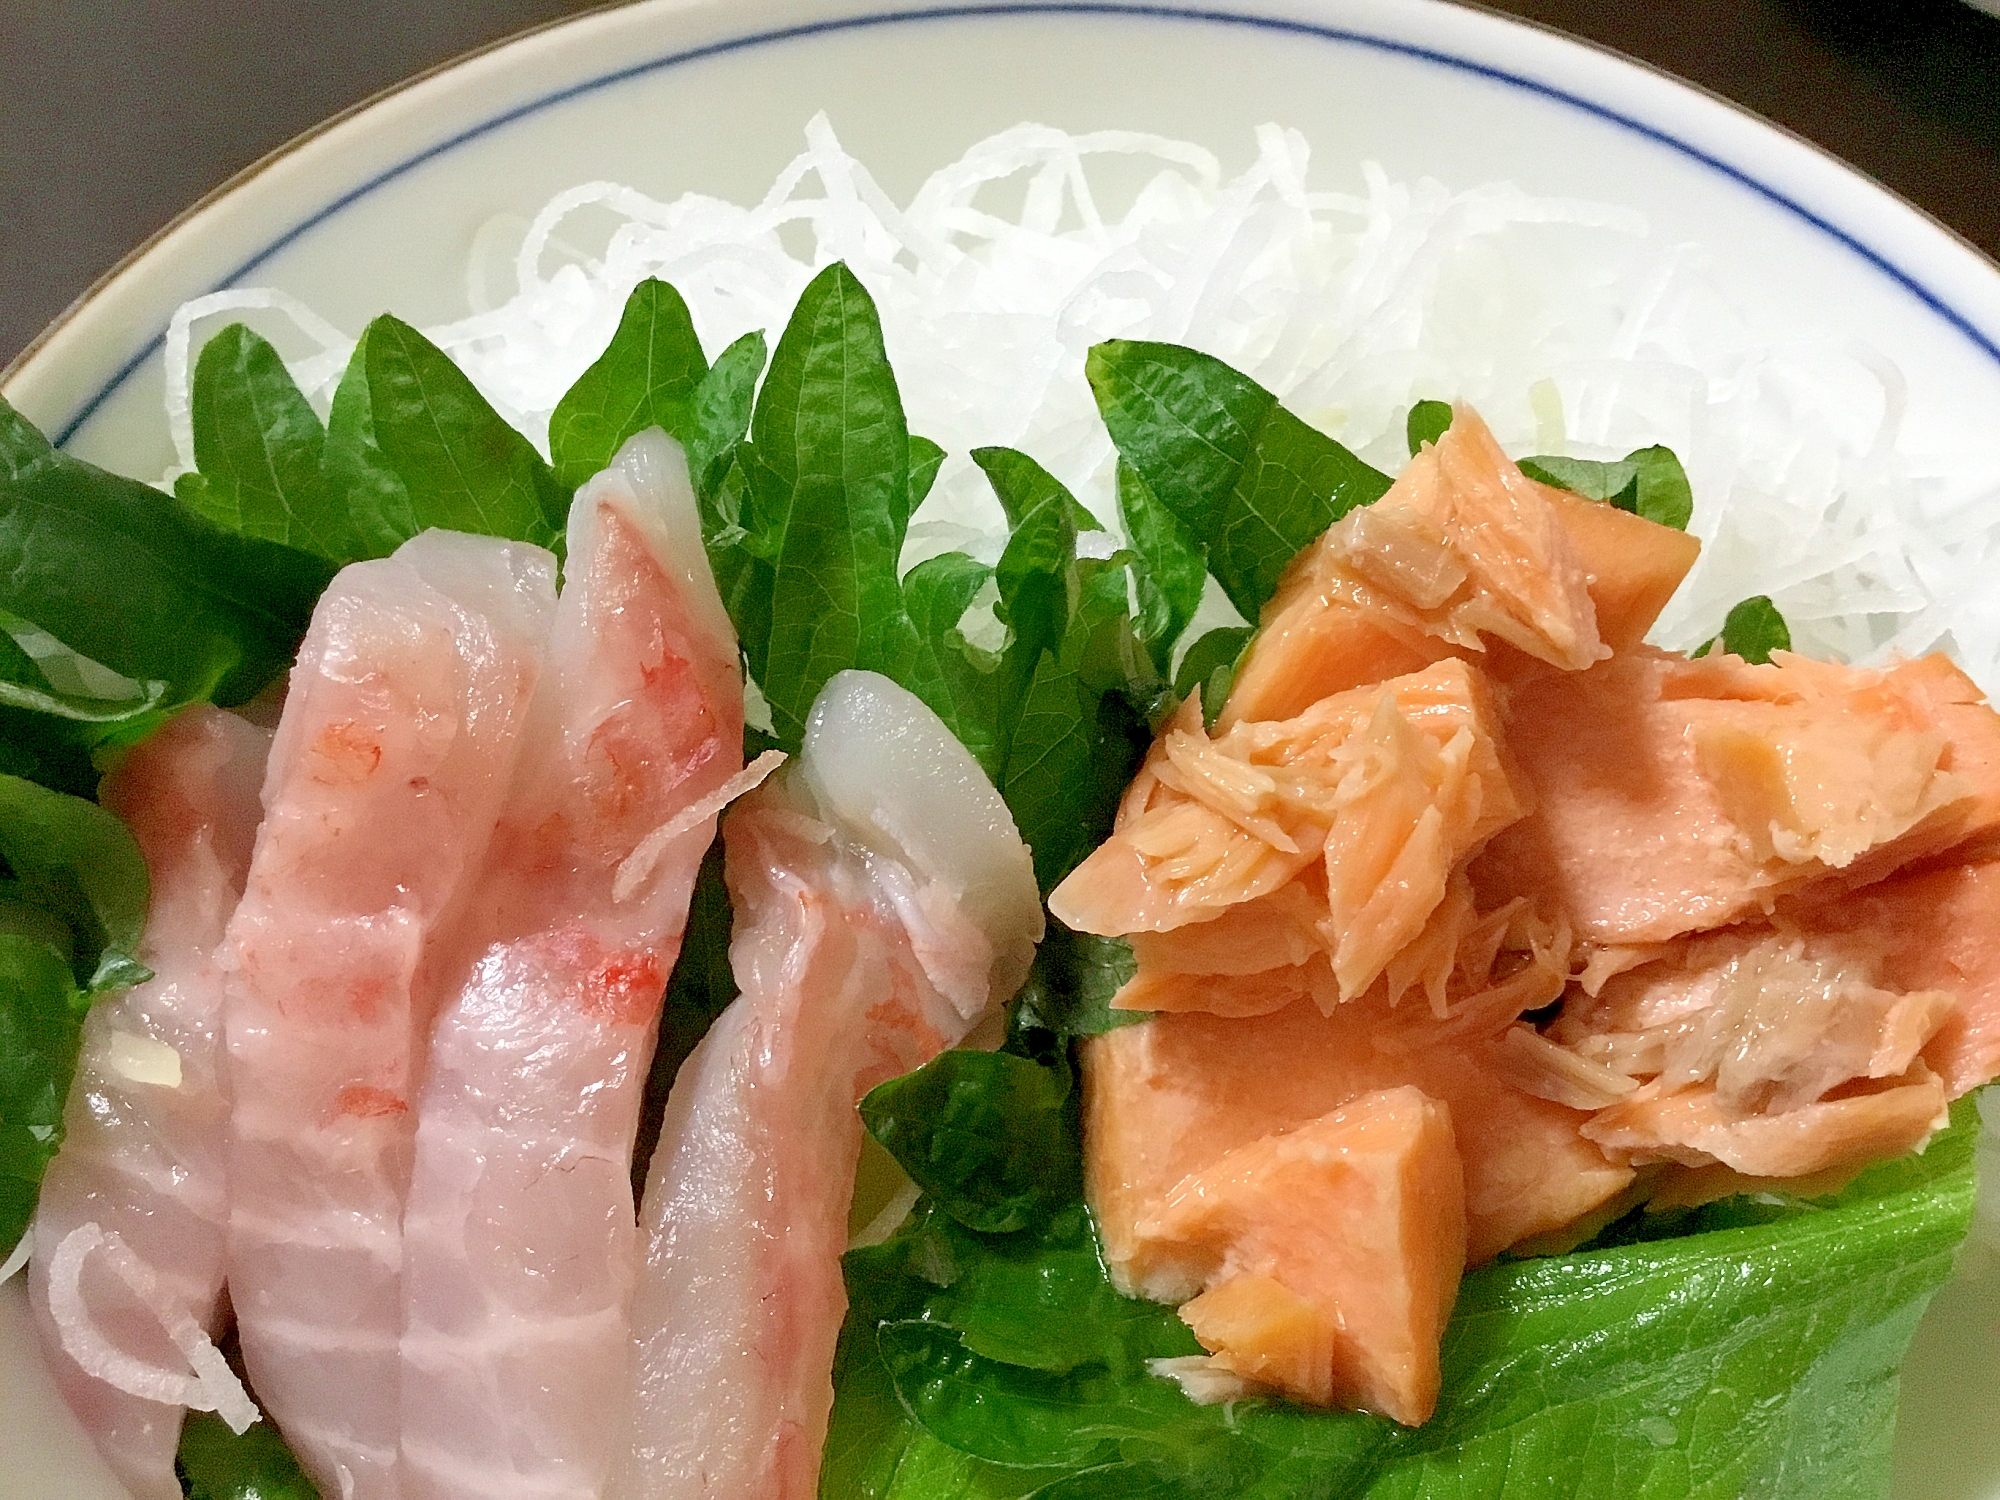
[42,0,2000,450]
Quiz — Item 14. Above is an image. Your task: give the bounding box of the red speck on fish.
[310,721,383,784]
[584,952,664,1024]
[333,1084,407,1119]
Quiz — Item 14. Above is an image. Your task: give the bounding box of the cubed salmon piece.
[1534,485,1701,654]
[1161,1087,1465,1426]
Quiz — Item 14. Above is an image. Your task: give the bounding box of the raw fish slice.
[399,434,745,1500]
[612,670,1042,1500]
[28,707,269,1500]
[225,532,556,1500]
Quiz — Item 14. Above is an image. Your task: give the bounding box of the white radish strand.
[44,1224,257,1435]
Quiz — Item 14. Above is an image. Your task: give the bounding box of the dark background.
[3,0,1998,371]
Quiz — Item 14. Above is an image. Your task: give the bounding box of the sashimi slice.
[28,707,269,1500]
[611,670,1042,1500]
[398,433,746,1500]
[223,531,556,1500]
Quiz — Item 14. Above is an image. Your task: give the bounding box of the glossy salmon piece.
[1161,1087,1464,1426]
[1050,659,1522,1010]
[1534,485,1701,654]
[1472,647,1993,950]
[1085,989,1632,1304]
[1223,408,1650,726]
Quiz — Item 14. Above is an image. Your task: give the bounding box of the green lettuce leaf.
[1086,341,1391,620]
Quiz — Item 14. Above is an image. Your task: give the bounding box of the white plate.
[5,2,2000,1496]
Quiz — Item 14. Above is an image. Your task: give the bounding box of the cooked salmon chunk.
[1472,647,1998,949]
[1161,1087,1465,1425]
[1222,407,1694,725]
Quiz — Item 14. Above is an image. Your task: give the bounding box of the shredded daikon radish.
[163,116,2000,693]
[44,1223,259,1433]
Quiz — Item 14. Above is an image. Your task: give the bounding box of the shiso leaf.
[0,607,167,729]
[1116,460,1206,674]
[860,1050,1076,1234]
[1405,399,1453,456]
[739,263,922,745]
[0,398,332,714]
[1625,443,1696,530]
[545,278,768,505]
[712,272,1163,892]
[177,1407,321,1500]
[909,436,947,510]
[1695,594,1793,665]
[1172,625,1253,731]
[1519,454,1640,507]
[175,324,362,564]
[1010,924,1147,1040]
[548,277,712,491]
[0,933,86,1258]
[1085,340,1391,621]
[1522,445,1694,532]
[0,772,150,994]
[900,551,1006,779]
[330,314,569,555]
[1000,553,1158,894]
